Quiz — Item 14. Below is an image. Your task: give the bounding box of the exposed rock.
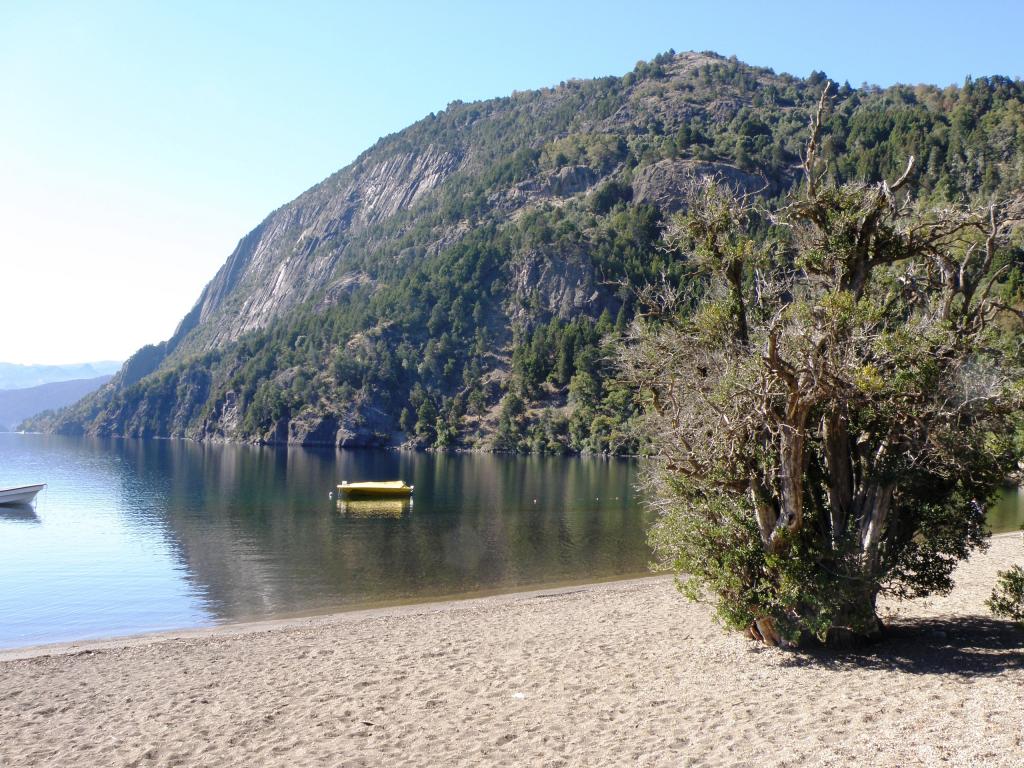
[541,165,598,197]
[166,145,464,357]
[631,158,768,214]
[264,402,396,449]
[507,248,608,329]
[334,404,394,449]
[287,411,339,446]
[199,390,243,442]
[318,272,374,309]
[707,97,744,123]
[354,148,463,228]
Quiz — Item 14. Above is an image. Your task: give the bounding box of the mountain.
[31,51,1024,453]
[0,375,112,432]
[0,361,120,391]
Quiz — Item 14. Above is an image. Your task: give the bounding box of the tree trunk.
[822,409,854,546]
[860,482,894,574]
[750,478,778,548]
[771,401,811,551]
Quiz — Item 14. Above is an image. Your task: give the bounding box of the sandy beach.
[1,534,1022,767]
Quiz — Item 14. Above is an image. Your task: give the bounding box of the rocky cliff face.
[155,52,787,368]
[170,145,464,357]
[631,158,767,213]
[508,246,606,330]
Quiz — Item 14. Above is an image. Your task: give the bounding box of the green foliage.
[630,159,1024,645]
[415,397,438,441]
[494,391,526,452]
[588,181,633,214]
[988,563,1024,624]
[650,487,885,643]
[398,407,412,433]
[541,133,627,173]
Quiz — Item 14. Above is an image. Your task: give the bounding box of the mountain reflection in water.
[0,433,651,648]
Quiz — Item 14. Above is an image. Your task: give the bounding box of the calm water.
[3,434,1023,650]
[0,433,651,649]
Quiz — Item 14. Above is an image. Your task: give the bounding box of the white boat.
[0,484,45,506]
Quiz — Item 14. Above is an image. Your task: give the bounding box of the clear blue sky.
[3,0,1023,364]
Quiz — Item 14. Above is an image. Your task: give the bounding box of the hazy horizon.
[0,360,122,367]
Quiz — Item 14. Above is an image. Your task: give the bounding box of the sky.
[2,0,1023,365]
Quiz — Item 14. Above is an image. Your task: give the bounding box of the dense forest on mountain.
[27,51,1024,454]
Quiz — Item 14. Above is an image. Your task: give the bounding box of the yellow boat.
[337,480,414,498]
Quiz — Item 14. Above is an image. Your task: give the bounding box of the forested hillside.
[30,51,1024,453]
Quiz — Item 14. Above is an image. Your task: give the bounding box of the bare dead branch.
[888,155,915,193]
[802,81,833,197]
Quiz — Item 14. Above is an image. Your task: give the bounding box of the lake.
[3,433,1023,651]
[0,433,651,649]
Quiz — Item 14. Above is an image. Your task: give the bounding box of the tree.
[988,561,1024,624]
[494,390,526,451]
[398,407,413,433]
[415,398,438,441]
[622,85,1024,646]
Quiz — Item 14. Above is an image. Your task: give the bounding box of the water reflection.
[0,503,39,524]
[338,499,412,518]
[991,487,1024,534]
[0,433,651,648]
[145,444,652,623]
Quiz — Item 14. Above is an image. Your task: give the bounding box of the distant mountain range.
[0,375,113,432]
[0,361,121,391]
[27,51,1024,453]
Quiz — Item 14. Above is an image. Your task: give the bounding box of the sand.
[0,534,1022,767]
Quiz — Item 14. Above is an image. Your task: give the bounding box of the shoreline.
[6,429,648,459]
[3,530,1020,662]
[1,533,1021,767]
[0,572,668,662]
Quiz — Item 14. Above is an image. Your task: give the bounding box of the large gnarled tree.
[625,85,1024,646]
